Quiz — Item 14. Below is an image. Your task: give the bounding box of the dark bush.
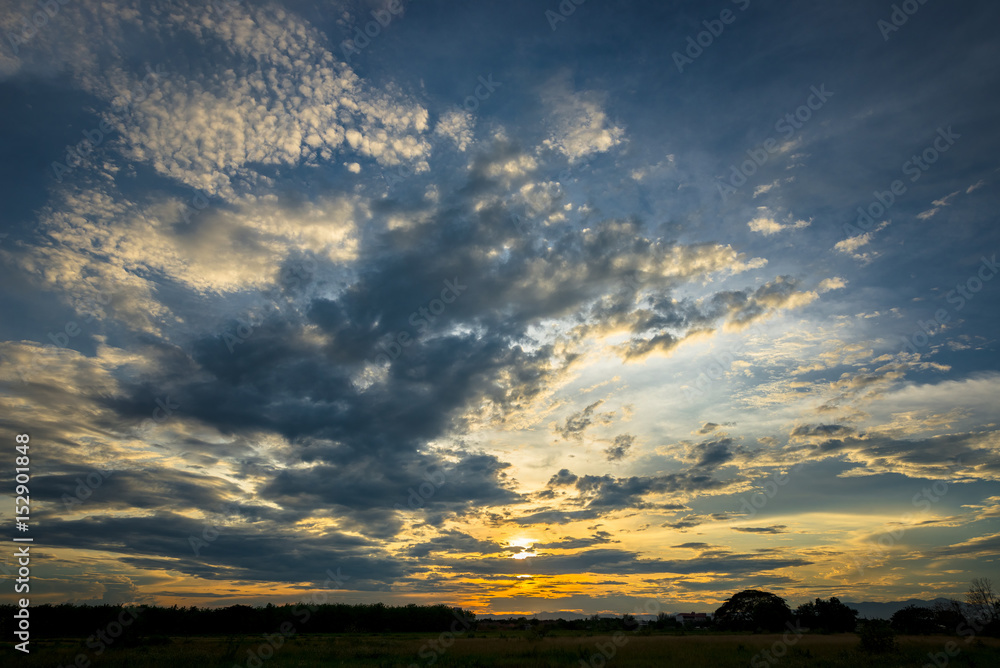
[858,619,897,654]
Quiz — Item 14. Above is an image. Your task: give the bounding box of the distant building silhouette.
[676,612,710,625]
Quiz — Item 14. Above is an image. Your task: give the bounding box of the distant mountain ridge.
[840,597,957,620]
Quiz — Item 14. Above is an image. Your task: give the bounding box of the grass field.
[4,632,1000,667]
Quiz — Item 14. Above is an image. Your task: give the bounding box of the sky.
[0,0,998,617]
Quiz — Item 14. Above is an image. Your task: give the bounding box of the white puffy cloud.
[4,1,436,200]
[834,233,873,254]
[747,209,810,236]
[541,78,625,163]
[818,277,847,293]
[434,109,475,152]
[16,185,363,333]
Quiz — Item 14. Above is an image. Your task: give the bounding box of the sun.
[508,537,538,560]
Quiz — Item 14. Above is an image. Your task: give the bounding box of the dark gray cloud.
[547,469,580,487]
[434,548,811,577]
[661,514,706,531]
[690,438,740,469]
[534,531,618,550]
[38,512,403,589]
[604,433,635,461]
[406,530,504,558]
[556,400,612,440]
[791,424,857,439]
[731,526,789,534]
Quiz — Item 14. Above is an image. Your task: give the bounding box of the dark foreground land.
[4,633,1000,667]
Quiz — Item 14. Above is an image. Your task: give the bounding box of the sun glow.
[508,537,538,559]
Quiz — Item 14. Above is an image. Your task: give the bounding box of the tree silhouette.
[890,605,938,635]
[714,589,792,632]
[966,577,1000,635]
[967,578,998,617]
[795,597,858,632]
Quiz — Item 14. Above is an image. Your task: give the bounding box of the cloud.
[433,548,811,577]
[434,108,475,152]
[534,531,618,550]
[556,400,614,440]
[721,276,819,330]
[17,188,362,332]
[753,181,779,198]
[71,575,146,606]
[530,469,728,522]
[407,530,504,558]
[662,514,707,530]
[731,525,788,534]
[698,422,720,435]
[790,424,857,441]
[604,433,635,461]
[835,233,873,254]
[918,190,962,220]
[541,78,625,163]
[547,469,580,487]
[77,3,434,199]
[802,430,1000,481]
[37,512,405,589]
[684,438,741,470]
[932,532,1000,557]
[818,277,847,293]
[672,542,712,550]
[834,221,890,261]
[747,210,810,236]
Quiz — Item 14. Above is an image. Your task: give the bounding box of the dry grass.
[3,632,999,667]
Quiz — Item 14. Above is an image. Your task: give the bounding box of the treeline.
[4,578,997,640]
[0,602,476,638]
[713,590,860,633]
[478,613,679,633]
[712,577,1000,638]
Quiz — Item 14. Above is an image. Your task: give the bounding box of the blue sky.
[0,0,998,615]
